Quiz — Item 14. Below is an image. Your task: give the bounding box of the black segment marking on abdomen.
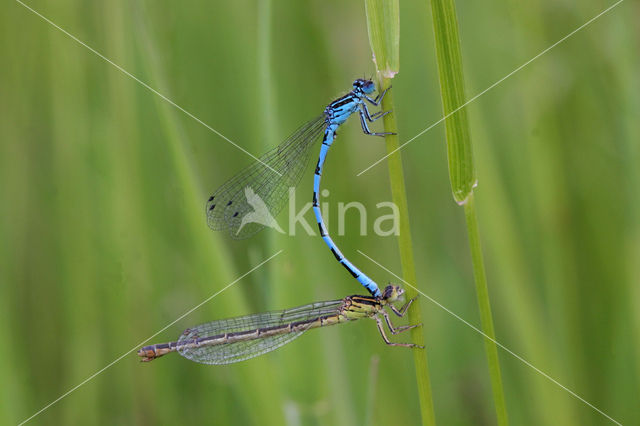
[341,261,359,278]
[330,248,342,261]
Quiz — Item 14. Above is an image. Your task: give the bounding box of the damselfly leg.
[380,309,422,335]
[389,295,419,317]
[375,316,424,349]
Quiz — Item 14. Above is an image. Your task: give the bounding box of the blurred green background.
[1,0,638,424]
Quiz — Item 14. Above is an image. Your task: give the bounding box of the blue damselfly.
[207,79,393,297]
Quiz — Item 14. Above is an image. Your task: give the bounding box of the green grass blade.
[364,0,400,78]
[365,2,437,425]
[429,0,508,424]
[429,0,475,204]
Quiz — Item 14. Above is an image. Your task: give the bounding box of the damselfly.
[207,79,393,297]
[138,285,421,365]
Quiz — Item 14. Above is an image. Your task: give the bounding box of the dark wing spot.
[233,212,239,217]
[226,201,233,206]
[208,196,214,202]
[209,204,216,211]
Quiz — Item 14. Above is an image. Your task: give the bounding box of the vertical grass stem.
[429,0,509,423]
[365,1,437,424]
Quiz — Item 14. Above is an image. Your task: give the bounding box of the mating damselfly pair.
[140,80,420,364]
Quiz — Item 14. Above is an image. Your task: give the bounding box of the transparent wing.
[206,116,326,239]
[177,299,343,365]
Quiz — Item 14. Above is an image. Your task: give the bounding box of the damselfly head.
[353,78,375,94]
[382,284,404,301]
